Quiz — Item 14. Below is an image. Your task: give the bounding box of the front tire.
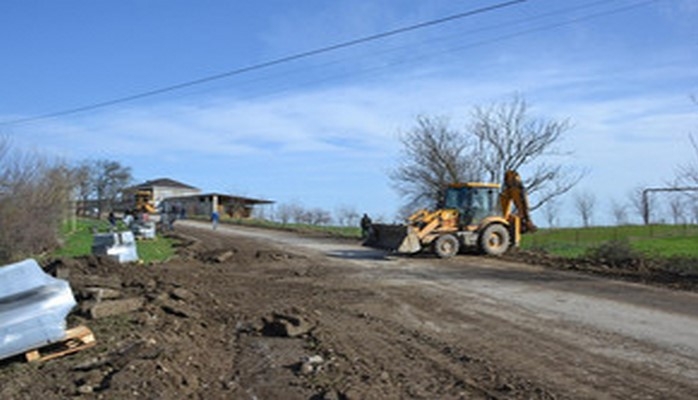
[479,224,510,256]
[434,234,459,258]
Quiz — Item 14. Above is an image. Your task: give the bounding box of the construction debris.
[132,221,156,240]
[262,310,316,338]
[25,325,96,362]
[91,231,139,263]
[84,297,144,320]
[81,287,122,301]
[0,259,87,361]
[298,355,324,376]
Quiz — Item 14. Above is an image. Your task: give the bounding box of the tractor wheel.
[434,234,459,258]
[480,224,510,256]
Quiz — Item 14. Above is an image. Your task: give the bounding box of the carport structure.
[161,193,274,219]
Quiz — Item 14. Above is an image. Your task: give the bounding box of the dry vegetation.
[0,138,74,263]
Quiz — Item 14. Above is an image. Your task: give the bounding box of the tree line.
[390,94,698,228]
[1,94,694,261]
[390,95,584,217]
[565,98,697,228]
[0,137,132,263]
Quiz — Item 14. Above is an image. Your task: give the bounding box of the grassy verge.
[223,219,697,259]
[53,218,175,263]
[521,224,698,258]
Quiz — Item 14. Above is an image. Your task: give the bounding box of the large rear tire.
[479,224,510,256]
[434,234,459,258]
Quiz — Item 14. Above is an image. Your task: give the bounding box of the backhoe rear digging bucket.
[363,224,422,254]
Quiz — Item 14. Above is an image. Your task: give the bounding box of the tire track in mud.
[177,221,698,399]
[311,301,558,399]
[365,280,697,400]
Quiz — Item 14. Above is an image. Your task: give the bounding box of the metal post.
[641,186,698,226]
[212,195,219,215]
[641,189,650,225]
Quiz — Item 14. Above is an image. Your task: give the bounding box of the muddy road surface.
[2,220,697,399]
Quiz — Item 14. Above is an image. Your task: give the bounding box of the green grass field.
[56,216,696,266]
[226,218,698,260]
[53,218,175,263]
[521,224,698,258]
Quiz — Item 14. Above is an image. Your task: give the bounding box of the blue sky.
[1,0,696,226]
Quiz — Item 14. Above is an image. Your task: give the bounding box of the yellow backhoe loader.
[134,190,157,214]
[365,170,536,258]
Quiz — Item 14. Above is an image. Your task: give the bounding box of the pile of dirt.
[0,227,559,399]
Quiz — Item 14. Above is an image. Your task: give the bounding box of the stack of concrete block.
[91,231,139,263]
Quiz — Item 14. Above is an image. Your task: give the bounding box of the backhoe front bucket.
[363,224,422,254]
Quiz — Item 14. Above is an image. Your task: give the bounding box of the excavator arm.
[499,170,536,233]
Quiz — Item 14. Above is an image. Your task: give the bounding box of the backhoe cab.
[134,190,157,214]
[365,170,535,258]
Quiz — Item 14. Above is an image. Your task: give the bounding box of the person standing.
[123,212,134,230]
[108,211,117,231]
[211,209,220,230]
[360,213,372,239]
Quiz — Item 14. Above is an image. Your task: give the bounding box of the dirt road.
[178,220,698,399]
[2,220,697,399]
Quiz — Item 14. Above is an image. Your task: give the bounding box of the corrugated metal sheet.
[0,259,77,360]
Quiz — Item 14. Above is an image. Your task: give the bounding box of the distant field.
[226,218,698,259]
[521,224,698,258]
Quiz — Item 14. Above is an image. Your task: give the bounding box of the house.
[125,178,201,208]
[125,178,273,219]
[80,178,197,217]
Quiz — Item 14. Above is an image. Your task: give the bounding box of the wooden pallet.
[25,326,96,362]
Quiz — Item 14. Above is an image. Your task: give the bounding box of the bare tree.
[610,200,628,226]
[689,202,698,224]
[308,207,332,226]
[335,204,359,227]
[573,191,596,227]
[676,93,698,187]
[471,95,583,210]
[390,116,481,210]
[276,203,293,224]
[89,159,132,217]
[390,95,583,214]
[542,198,560,228]
[297,210,313,225]
[250,202,269,220]
[73,162,92,216]
[668,195,685,225]
[285,202,307,224]
[678,134,698,184]
[627,186,649,224]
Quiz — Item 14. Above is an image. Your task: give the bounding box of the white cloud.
[4,27,696,223]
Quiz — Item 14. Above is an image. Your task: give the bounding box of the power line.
[153,0,660,108]
[1,0,525,126]
[167,0,637,100]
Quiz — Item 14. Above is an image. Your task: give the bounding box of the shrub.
[585,239,643,268]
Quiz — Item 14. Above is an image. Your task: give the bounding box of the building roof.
[130,178,199,190]
[163,193,274,205]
